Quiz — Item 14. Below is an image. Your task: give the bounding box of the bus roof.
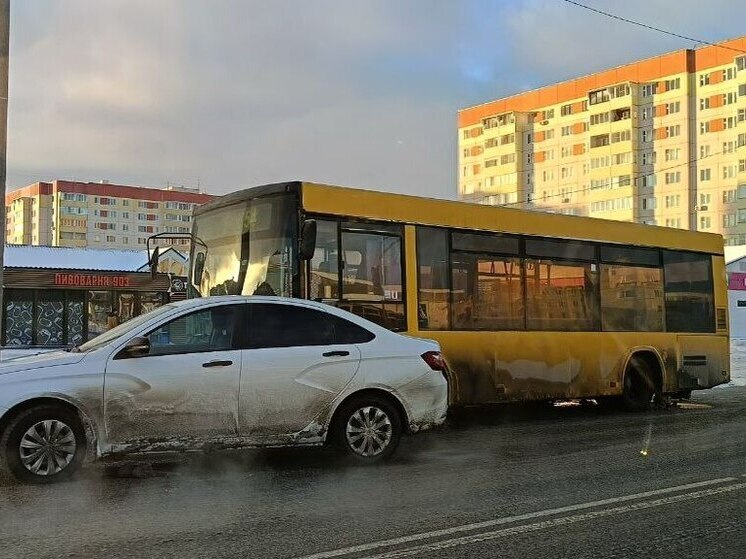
[196,181,724,255]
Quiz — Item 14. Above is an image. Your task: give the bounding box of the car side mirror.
[116,336,151,359]
[299,219,317,261]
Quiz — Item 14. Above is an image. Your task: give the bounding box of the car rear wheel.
[1,405,86,484]
[334,395,402,463]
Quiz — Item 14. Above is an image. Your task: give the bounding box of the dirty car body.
[0,296,448,482]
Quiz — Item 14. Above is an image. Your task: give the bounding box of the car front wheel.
[1,405,86,484]
[334,395,402,463]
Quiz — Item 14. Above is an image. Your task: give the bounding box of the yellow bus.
[185,181,730,410]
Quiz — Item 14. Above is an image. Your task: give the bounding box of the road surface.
[1,384,745,559]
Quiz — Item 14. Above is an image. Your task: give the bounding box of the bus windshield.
[190,193,297,297]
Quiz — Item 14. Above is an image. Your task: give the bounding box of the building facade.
[458,36,746,245]
[5,180,215,250]
[1,244,187,348]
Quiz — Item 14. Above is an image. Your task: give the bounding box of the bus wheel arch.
[621,349,664,411]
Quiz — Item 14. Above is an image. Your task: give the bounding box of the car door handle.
[202,360,233,368]
[323,350,350,357]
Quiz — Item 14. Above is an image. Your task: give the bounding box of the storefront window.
[35,291,64,345]
[117,292,136,324]
[140,292,163,315]
[66,294,85,346]
[88,291,112,339]
[4,290,33,345]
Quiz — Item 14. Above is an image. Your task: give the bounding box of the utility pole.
[0,0,9,331]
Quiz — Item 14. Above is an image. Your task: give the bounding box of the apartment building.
[5,180,215,250]
[458,36,746,245]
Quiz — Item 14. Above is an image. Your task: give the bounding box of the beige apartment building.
[5,180,215,250]
[458,36,746,245]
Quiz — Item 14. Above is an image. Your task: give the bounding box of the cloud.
[6,0,746,200]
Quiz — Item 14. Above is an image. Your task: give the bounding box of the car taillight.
[421,351,447,372]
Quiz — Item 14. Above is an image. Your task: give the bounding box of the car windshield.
[75,304,178,353]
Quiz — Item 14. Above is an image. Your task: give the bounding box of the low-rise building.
[5,179,215,251]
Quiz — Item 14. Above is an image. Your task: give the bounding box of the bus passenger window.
[662,251,714,332]
[600,265,664,331]
[309,220,339,300]
[339,230,405,331]
[451,253,524,330]
[526,259,599,331]
[341,232,402,301]
[416,227,450,330]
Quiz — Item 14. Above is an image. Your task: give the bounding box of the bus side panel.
[677,335,730,390]
[411,331,682,406]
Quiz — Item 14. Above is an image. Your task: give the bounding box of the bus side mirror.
[299,219,317,261]
[149,246,160,279]
[193,252,206,285]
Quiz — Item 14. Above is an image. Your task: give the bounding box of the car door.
[237,302,367,441]
[103,303,243,450]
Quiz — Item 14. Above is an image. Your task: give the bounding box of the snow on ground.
[726,339,746,387]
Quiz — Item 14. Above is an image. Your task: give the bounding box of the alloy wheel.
[345,406,393,457]
[19,419,77,476]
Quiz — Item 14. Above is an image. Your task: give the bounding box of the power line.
[561,0,746,55]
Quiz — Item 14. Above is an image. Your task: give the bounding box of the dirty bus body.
[189,181,730,407]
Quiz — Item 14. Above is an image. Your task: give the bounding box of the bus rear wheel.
[622,358,657,412]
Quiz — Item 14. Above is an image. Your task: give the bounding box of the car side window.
[146,305,240,356]
[246,304,374,349]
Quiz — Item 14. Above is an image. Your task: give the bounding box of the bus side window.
[416,227,450,330]
[309,220,340,301]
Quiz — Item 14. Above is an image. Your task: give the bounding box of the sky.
[6,0,746,199]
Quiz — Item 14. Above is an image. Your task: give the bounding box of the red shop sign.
[54,273,131,288]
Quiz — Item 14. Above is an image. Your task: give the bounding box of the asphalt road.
[1,387,745,559]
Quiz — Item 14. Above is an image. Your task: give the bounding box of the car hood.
[0,350,87,375]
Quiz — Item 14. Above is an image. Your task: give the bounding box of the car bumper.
[398,372,449,433]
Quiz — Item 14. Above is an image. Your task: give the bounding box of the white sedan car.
[0,296,448,483]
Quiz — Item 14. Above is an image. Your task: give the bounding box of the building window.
[700,98,710,110]
[724,214,736,227]
[641,83,657,97]
[664,148,680,161]
[724,189,736,203]
[700,168,711,181]
[590,134,610,148]
[664,172,681,184]
[700,73,710,86]
[106,235,116,242]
